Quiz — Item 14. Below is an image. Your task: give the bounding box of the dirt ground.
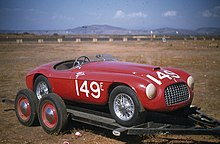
[0,40,220,143]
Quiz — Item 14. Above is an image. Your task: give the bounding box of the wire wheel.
[113,93,135,121]
[109,86,146,127]
[34,75,52,101]
[36,81,49,100]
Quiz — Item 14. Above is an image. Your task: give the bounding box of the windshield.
[94,54,117,61]
[54,54,117,70]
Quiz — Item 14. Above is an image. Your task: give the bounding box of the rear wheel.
[38,93,67,134]
[109,86,145,127]
[34,75,52,100]
[15,89,38,126]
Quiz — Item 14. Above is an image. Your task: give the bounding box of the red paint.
[41,102,58,128]
[26,60,194,112]
[17,96,31,121]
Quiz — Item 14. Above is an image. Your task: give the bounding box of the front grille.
[164,83,190,106]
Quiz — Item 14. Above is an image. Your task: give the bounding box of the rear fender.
[26,69,51,91]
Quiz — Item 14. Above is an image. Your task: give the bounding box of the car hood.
[85,61,158,74]
[83,61,186,85]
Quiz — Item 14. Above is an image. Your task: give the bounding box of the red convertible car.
[15,54,194,134]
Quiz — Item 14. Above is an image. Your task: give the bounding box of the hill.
[0,25,220,35]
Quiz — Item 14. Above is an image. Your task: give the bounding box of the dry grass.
[0,40,220,143]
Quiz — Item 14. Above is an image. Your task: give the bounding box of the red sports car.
[15,54,194,134]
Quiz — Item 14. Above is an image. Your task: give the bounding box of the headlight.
[187,76,194,90]
[146,83,156,99]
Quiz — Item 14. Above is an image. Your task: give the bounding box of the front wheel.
[109,86,145,127]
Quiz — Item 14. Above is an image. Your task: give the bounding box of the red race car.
[15,54,194,134]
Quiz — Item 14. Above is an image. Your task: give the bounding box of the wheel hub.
[36,82,49,99]
[20,101,28,115]
[45,107,55,123]
[17,96,31,120]
[42,102,58,128]
[120,103,131,113]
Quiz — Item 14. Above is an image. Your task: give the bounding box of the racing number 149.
[147,70,180,85]
[75,80,104,99]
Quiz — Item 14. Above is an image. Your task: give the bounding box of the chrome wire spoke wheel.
[113,93,135,121]
[36,81,49,100]
[109,86,145,126]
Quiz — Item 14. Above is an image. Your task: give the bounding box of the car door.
[72,66,109,105]
[49,69,75,101]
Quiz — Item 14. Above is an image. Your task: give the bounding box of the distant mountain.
[66,25,131,35]
[195,27,220,35]
[66,25,220,35]
[152,27,198,35]
[0,30,67,35]
[0,25,220,35]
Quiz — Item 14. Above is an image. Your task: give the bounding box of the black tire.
[15,89,38,126]
[38,93,67,134]
[109,86,145,127]
[34,75,52,101]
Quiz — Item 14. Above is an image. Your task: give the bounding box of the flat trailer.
[66,104,220,137]
[2,97,219,137]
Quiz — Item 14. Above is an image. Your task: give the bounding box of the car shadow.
[65,118,145,143]
[63,102,197,143]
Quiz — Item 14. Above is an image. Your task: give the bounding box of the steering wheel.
[73,56,90,67]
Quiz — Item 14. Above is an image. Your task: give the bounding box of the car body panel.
[26,58,194,112]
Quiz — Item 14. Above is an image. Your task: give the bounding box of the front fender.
[88,72,150,110]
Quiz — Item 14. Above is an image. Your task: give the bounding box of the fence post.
[38,39,43,43]
[109,38,113,42]
[123,37,127,42]
[57,38,62,43]
[16,39,22,44]
[76,38,81,42]
[93,38,98,42]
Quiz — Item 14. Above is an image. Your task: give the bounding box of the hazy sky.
[0,0,220,30]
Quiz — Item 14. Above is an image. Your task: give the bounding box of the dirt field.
[0,40,220,143]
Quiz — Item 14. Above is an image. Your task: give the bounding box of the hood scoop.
[153,66,161,71]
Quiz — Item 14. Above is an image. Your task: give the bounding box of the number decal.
[147,70,180,85]
[156,71,172,80]
[80,80,89,97]
[90,81,100,99]
[163,70,180,78]
[75,80,79,96]
[75,80,104,99]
